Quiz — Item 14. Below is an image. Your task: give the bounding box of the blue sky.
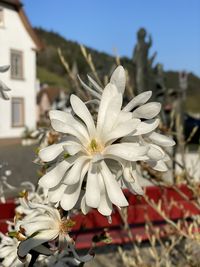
[23,0,200,76]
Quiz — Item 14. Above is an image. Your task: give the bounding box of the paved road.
[0,143,39,187]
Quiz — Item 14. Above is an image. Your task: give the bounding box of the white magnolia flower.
[38,65,175,216]
[15,183,47,217]
[16,200,93,264]
[0,65,11,100]
[0,233,30,267]
[38,81,150,216]
[79,66,175,193]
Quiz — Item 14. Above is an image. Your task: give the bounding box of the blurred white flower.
[15,183,47,217]
[0,233,29,267]
[16,200,93,264]
[0,65,11,100]
[4,170,12,176]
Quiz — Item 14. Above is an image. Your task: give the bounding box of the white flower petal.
[98,170,106,193]
[98,195,113,216]
[39,160,72,189]
[0,65,10,72]
[18,230,58,258]
[2,251,17,267]
[133,118,160,135]
[86,164,100,208]
[39,143,64,162]
[0,246,14,258]
[147,160,168,172]
[97,83,119,132]
[24,201,61,221]
[147,132,175,147]
[115,111,132,125]
[121,135,139,143]
[64,157,89,185]
[163,153,171,162]
[63,142,84,155]
[51,119,89,144]
[48,184,67,203]
[21,220,54,236]
[125,180,144,195]
[78,75,102,99]
[70,94,96,137]
[132,102,161,119]
[110,65,126,94]
[81,194,91,215]
[100,161,128,207]
[0,88,9,100]
[87,75,103,93]
[123,163,144,195]
[104,143,148,161]
[104,118,140,144]
[60,162,89,210]
[147,144,165,161]
[97,174,113,216]
[91,153,104,163]
[49,110,71,122]
[60,184,81,211]
[100,93,122,136]
[123,91,152,112]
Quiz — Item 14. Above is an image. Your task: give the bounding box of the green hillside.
[37,66,69,88]
[35,27,134,84]
[35,27,200,112]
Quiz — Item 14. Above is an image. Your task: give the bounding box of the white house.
[0,0,42,138]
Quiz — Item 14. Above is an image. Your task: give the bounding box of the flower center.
[59,218,76,233]
[88,139,103,155]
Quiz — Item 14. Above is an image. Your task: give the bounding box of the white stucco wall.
[0,3,37,138]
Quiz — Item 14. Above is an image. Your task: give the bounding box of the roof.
[0,0,43,51]
[0,0,21,7]
[37,87,66,105]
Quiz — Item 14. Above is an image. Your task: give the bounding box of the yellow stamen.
[18,190,28,200]
[9,231,26,241]
[60,219,76,233]
[88,139,103,155]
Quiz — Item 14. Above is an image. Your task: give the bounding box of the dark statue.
[132,28,169,123]
[132,28,152,95]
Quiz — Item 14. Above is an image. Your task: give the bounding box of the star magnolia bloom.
[78,65,175,193]
[39,81,149,216]
[16,201,93,263]
[0,233,29,267]
[15,185,47,217]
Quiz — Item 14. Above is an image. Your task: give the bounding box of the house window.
[0,8,4,27]
[11,98,24,127]
[10,50,23,79]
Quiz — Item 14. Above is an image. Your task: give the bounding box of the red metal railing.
[0,185,199,249]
